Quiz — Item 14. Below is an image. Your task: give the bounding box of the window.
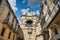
[7,12,10,21]
[8,12,10,17]
[0,0,2,5]
[57,2,60,9]
[55,28,58,35]
[4,12,10,23]
[1,28,5,36]
[15,22,17,28]
[13,35,15,40]
[45,0,49,7]
[4,18,9,23]
[41,16,45,27]
[8,32,11,39]
[45,0,47,5]
[28,32,32,34]
[48,9,51,16]
[26,20,33,27]
[47,31,50,40]
[11,18,14,27]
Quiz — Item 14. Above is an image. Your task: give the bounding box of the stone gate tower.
[20,10,43,40]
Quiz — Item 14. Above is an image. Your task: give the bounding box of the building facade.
[0,0,60,40]
[18,26,24,40]
[39,0,60,40]
[0,0,23,40]
[20,10,43,40]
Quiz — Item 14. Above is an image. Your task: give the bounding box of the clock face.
[26,20,33,27]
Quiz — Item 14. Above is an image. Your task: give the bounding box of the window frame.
[1,28,5,36]
[8,32,11,39]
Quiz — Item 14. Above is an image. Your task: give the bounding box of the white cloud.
[21,9,26,13]
[20,8,30,14]
[28,0,41,6]
[8,0,18,12]
[32,11,40,16]
[36,11,40,16]
[21,8,40,16]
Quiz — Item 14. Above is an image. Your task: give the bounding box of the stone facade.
[20,10,44,40]
[0,0,60,40]
[39,0,60,40]
[0,0,23,40]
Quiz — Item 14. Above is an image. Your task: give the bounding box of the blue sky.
[8,0,42,24]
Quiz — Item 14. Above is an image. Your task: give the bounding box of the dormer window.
[26,20,33,27]
[0,0,2,5]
